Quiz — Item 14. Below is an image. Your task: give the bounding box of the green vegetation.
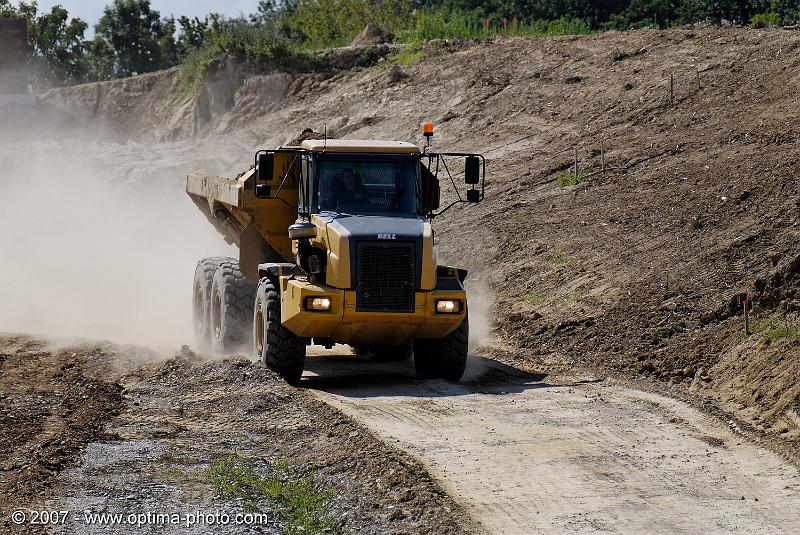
[207,455,332,535]
[557,172,587,187]
[173,21,298,101]
[390,47,424,66]
[750,12,783,27]
[754,314,800,344]
[526,291,544,305]
[2,0,800,86]
[549,250,568,264]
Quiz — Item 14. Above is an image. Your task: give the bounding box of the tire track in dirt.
[304,352,800,534]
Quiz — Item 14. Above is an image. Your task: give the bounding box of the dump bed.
[186,151,301,281]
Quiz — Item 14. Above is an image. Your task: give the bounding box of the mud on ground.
[0,336,475,534]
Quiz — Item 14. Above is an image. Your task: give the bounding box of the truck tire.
[413,317,469,381]
[254,278,306,386]
[209,259,256,355]
[192,257,228,352]
[355,343,413,361]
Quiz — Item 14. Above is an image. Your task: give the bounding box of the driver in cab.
[331,168,368,206]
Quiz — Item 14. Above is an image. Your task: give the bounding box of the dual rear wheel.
[193,257,256,355]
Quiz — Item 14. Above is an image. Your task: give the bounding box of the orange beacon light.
[422,122,434,137]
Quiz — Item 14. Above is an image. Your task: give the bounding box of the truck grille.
[356,242,415,313]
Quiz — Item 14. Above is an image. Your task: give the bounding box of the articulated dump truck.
[186,127,485,385]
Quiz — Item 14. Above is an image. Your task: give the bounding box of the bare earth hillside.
[42,26,799,448]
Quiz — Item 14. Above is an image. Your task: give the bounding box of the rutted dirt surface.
[0,336,475,534]
[306,352,800,534]
[0,336,124,533]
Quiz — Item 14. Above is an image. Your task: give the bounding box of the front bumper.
[279,277,466,345]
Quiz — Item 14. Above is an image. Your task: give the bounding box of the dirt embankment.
[39,27,799,448]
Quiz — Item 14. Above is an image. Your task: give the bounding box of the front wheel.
[413,317,469,381]
[254,278,306,386]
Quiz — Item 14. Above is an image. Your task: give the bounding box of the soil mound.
[351,23,394,46]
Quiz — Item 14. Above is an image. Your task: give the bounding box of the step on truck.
[186,125,485,385]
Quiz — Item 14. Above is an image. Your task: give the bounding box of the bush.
[289,0,411,49]
[399,8,481,44]
[173,21,297,100]
[750,12,782,27]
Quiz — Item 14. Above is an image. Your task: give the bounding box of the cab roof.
[299,139,420,154]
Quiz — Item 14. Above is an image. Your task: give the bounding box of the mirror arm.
[273,152,300,198]
[439,156,463,203]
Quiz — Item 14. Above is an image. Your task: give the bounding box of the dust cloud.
[466,280,495,349]
[0,112,239,348]
[462,279,496,380]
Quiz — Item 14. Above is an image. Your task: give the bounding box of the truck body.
[187,133,484,384]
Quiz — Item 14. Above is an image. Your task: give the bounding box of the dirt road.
[306,352,800,534]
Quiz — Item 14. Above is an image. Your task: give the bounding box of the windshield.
[316,158,418,215]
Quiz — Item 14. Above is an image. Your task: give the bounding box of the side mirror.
[465,155,480,185]
[466,189,480,203]
[257,152,274,183]
[255,184,271,198]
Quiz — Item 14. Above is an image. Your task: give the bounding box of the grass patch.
[526,292,544,305]
[207,456,332,535]
[390,47,424,66]
[754,315,800,344]
[549,250,568,264]
[557,172,587,187]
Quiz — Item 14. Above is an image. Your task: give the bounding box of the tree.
[93,0,175,77]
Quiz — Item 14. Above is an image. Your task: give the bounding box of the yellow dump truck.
[187,128,485,384]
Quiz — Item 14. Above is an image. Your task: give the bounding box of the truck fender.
[257,263,298,285]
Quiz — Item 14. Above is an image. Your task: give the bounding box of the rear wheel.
[192,257,228,352]
[209,259,256,355]
[254,278,306,386]
[413,317,469,381]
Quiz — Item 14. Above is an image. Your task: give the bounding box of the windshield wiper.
[319,210,361,217]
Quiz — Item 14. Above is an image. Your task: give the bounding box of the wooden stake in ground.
[743,297,750,335]
[670,74,674,105]
[573,147,579,178]
[600,140,606,179]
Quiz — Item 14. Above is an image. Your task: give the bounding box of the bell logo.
[377,233,396,240]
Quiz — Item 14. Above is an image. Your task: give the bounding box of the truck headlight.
[304,297,332,311]
[435,299,462,314]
